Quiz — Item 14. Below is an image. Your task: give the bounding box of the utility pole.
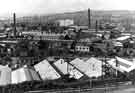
[116,59,118,78]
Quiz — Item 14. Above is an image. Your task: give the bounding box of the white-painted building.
[57,19,74,26]
[0,65,11,86]
[34,59,60,80]
[54,59,83,79]
[75,45,90,52]
[107,57,135,73]
[12,67,40,84]
[85,57,102,77]
[54,59,68,75]
[22,31,65,40]
[68,64,84,79]
[70,58,102,78]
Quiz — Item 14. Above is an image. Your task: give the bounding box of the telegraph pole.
[116,59,118,78]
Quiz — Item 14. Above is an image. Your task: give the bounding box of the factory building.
[56,19,74,26]
[75,44,90,52]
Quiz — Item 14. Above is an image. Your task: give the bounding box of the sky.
[1,0,135,17]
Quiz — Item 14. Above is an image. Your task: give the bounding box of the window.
[0,71,1,77]
[92,64,95,71]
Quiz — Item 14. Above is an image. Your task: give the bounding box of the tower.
[13,13,16,37]
[88,8,91,29]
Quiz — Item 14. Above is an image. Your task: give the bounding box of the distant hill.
[17,10,135,26]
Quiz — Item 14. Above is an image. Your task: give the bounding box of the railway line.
[25,81,132,93]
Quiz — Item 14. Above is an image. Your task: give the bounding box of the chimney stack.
[95,20,98,32]
[88,8,91,29]
[13,13,16,37]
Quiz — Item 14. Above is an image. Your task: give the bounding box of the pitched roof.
[0,65,11,86]
[85,57,102,77]
[116,36,130,41]
[54,59,68,75]
[107,57,134,73]
[12,67,40,84]
[70,58,88,73]
[54,59,84,79]
[34,59,60,80]
[67,64,84,79]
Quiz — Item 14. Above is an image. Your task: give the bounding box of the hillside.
[17,10,135,26]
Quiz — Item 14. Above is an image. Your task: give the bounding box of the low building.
[75,44,90,52]
[22,31,65,40]
[70,58,102,78]
[0,65,11,86]
[107,57,135,73]
[54,59,83,79]
[12,67,40,84]
[56,19,74,27]
[34,59,61,80]
[85,57,102,77]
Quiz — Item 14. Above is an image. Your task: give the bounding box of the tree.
[38,40,49,50]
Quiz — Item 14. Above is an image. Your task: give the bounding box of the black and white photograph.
[0,0,135,93]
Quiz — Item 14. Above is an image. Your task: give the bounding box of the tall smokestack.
[13,13,16,37]
[95,20,98,32]
[88,8,91,29]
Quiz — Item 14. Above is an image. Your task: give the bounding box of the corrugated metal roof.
[12,67,40,84]
[0,65,11,86]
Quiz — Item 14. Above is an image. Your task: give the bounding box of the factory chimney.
[88,8,91,29]
[13,13,16,37]
[95,20,98,32]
